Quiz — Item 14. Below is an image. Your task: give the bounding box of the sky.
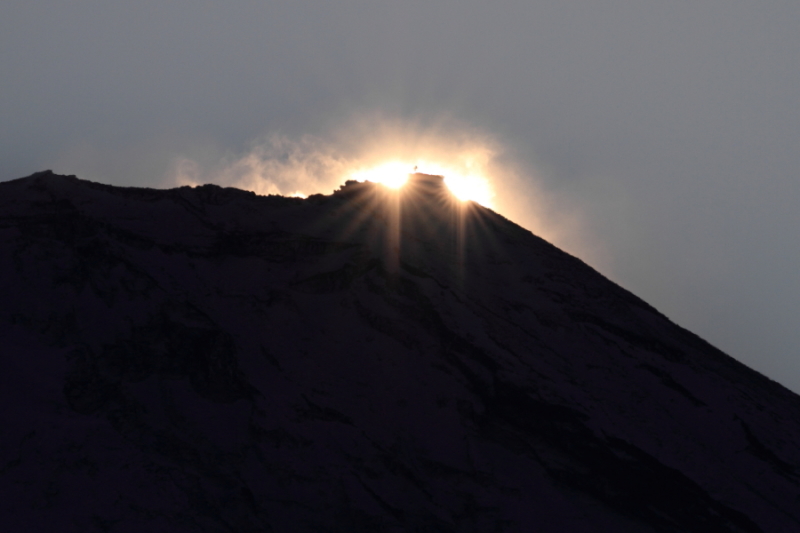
[2,1,799,392]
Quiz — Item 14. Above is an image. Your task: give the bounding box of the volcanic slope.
[1,170,799,532]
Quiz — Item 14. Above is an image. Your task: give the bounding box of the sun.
[350,161,495,208]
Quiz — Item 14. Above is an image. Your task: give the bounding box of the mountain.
[1,170,799,532]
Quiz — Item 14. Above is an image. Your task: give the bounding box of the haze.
[2,1,799,392]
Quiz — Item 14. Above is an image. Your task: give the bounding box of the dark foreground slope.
[1,170,799,532]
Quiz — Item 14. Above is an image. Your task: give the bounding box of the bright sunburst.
[350,161,494,208]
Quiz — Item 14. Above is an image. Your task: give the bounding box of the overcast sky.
[3,1,799,392]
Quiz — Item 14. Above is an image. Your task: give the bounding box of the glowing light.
[350,161,410,189]
[416,162,495,208]
[350,159,495,208]
[442,174,493,207]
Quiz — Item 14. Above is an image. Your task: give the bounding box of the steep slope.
[1,170,799,532]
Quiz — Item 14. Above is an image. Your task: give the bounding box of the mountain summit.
[2,170,799,532]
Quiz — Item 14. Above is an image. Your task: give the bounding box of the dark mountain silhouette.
[1,170,799,532]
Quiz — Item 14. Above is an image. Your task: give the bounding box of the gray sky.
[3,1,800,392]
